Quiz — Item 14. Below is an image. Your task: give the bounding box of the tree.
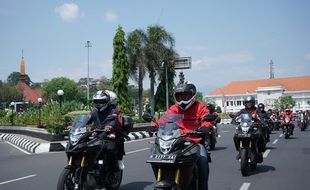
[127,29,148,121]
[145,25,175,115]
[112,26,131,114]
[0,82,24,104]
[196,91,204,102]
[274,96,296,112]
[154,53,176,111]
[42,77,84,103]
[7,72,31,86]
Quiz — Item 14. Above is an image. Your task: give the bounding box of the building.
[16,55,42,109]
[206,76,310,113]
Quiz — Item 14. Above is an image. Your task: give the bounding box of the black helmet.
[244,96,255,104]
[206,102,215,113]
[174,81,196,110]
[93,90,111,112]
[258,103,265,110]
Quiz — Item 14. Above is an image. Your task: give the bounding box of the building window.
[230,101,233,106]
[237,101,242,106]
[226,101,229,106]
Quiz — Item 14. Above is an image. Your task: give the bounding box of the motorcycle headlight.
[159,138,175,154]
[70,133,83,146]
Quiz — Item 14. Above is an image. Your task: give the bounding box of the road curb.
[0,131,152,153]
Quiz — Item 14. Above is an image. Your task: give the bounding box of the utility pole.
[269,59,274,79]
[85,41,92,109]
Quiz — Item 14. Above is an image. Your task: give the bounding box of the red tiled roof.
[208,76,310,96]
[17,82,42,103]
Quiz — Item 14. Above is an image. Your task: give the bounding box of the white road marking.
[263,149,271,158]
[0,174,37,185]
[221,130,230,133]
[240,182,251,190]
[272,139,278,144]
[127,148,150,154]
[6,141,31,155]
[125,137,155,144]
[279,134,283,137]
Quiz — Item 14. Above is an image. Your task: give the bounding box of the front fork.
[68,155,87,189]
[156,167,181,185]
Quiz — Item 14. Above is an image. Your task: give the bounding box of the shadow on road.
[248,164,276,176]
[120,181,154,190]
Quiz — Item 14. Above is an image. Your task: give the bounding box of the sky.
[1,0,310,95]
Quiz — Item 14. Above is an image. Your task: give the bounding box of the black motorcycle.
[206,125,217,150]
[232,113,262,176]
[283,116,292,139]
[271,116,281,131]
[57,114,133,190]
[143,113,215,190]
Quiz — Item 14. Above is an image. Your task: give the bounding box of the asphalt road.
[1,124,310,190]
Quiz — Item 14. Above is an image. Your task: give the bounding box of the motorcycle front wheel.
[105,170,123,190]
[57,168,76,190]
[240,148,249,176]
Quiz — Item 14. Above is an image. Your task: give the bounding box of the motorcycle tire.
[105,170,123,190]
[209,143,215,150]
[57,168,76,190]
[240,148,249,176]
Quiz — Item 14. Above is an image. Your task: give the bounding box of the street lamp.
[37,97,42,128]
[85,40,92,109]
[10,102,14,126]
[57,89,64,108]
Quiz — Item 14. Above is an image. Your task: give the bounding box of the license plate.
[147,154,177,163]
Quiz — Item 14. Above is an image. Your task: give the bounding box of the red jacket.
[154,101,213,143]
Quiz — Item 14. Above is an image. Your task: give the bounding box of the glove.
[103,125,113,132]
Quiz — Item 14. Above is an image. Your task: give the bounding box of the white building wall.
[206,89,310,113]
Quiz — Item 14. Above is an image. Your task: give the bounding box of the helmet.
[105,90,118,106]
[206,102,215,113]
[244,96,255,108]
[174,81,196,110]
[257,103,265,110]
[93,90,111,112]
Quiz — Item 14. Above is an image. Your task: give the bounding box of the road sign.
[175,57,191,70]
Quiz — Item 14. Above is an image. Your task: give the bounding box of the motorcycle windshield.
[235,113,253,133]
[157,114,183,141]
[70,114,89,135]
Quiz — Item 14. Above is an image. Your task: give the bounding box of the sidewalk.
[0,125,152,154]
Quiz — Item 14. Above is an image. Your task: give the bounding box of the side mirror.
[142,113,153,122]
[203,114,217,122]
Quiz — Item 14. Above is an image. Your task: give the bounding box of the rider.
[257,103,270,142]
[206,102,221,138]
[87,90,125,170]
[154,81,213,190]
[231,96,264,163]
[281,108,294,135]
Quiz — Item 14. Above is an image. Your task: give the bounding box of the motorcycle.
[57,114,133,190]
[143,113,215,190]
[206,125,217,150]
[283,116,292,139]
[231,112,262,176]
[271,116,281,131]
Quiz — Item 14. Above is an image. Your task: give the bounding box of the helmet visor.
[175,92,193,102]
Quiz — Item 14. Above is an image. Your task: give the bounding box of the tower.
[269,59,274,79]
[20,50,25,82]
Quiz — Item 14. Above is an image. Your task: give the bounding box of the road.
[1,124,310,190]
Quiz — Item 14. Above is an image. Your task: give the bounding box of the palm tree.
[127,29,147,122]
[145,25,175,115]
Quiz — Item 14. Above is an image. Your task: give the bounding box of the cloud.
[104,11,118,22]
[192,51,254,66]
[304,53,310,61]
[55,3,80,22]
